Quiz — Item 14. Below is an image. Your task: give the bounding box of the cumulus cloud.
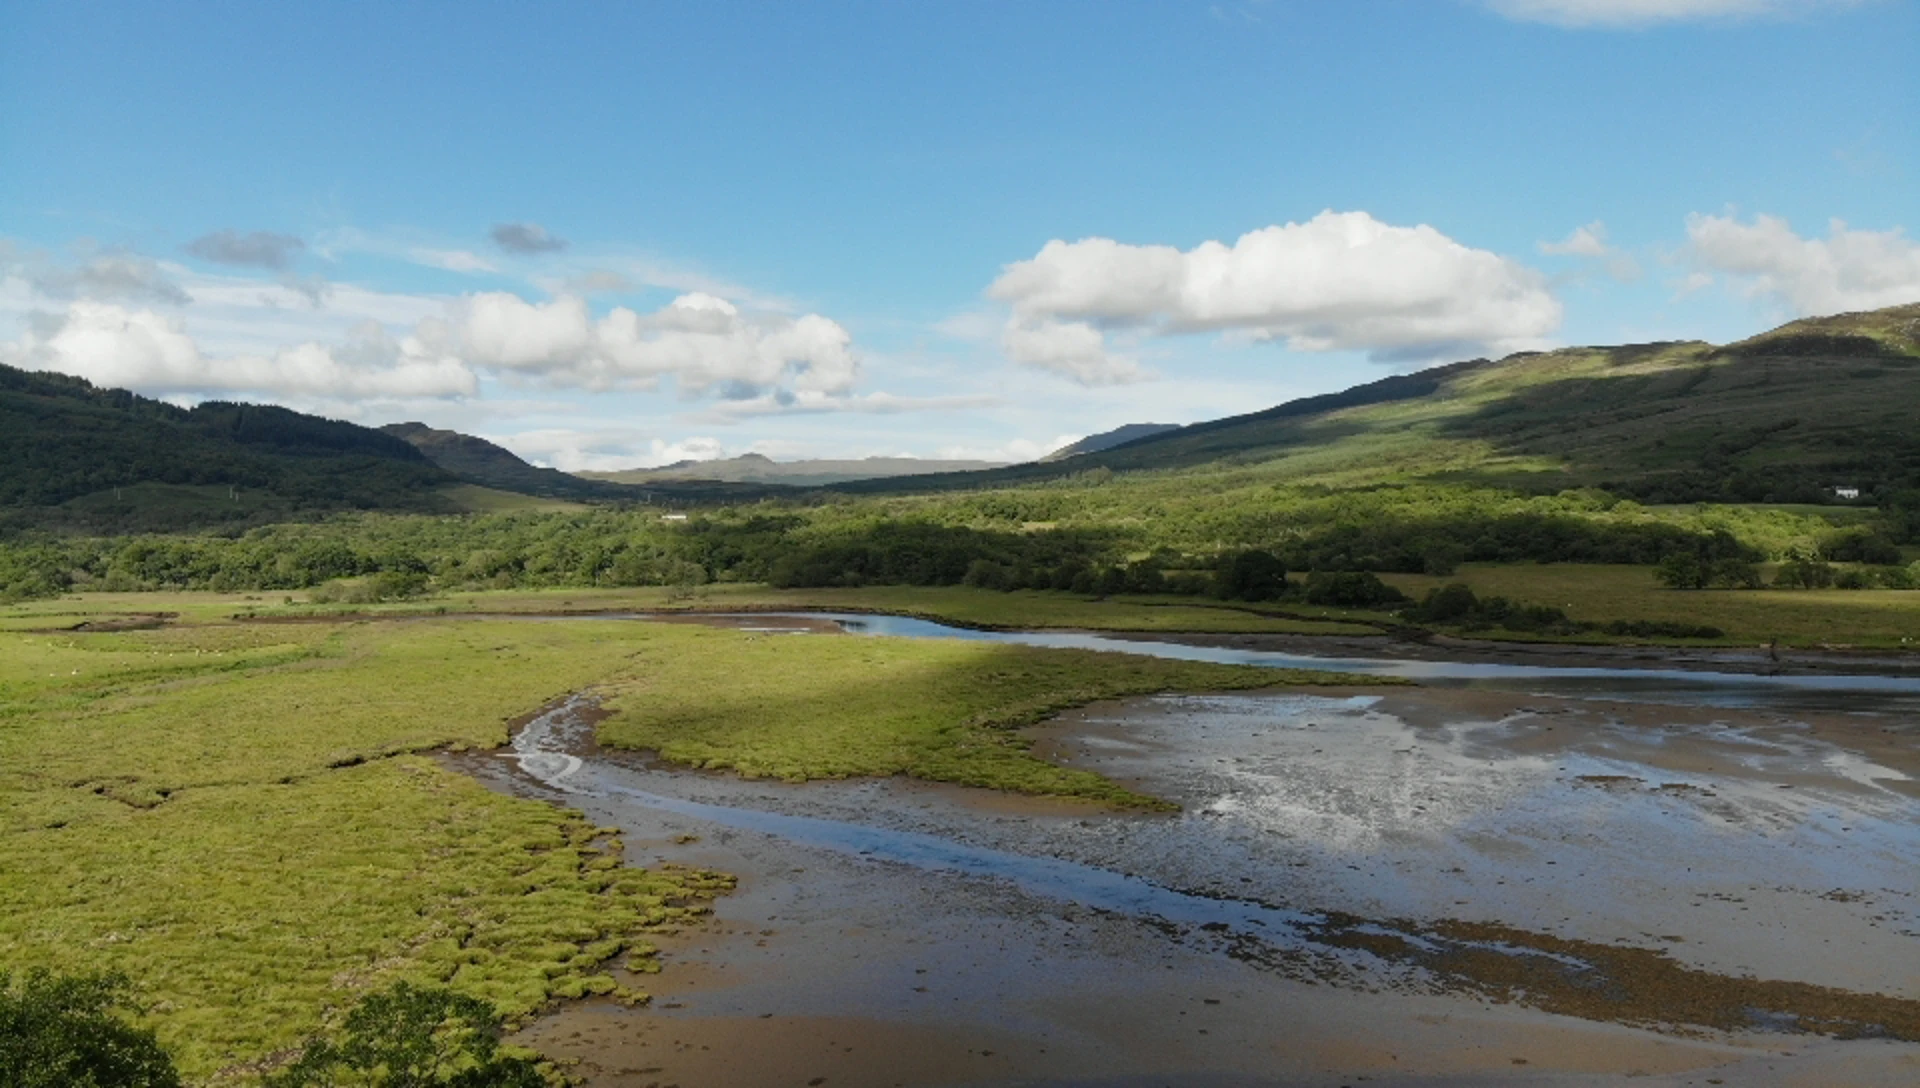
[1541,222,1611,257]
[1684,213,1920,315]
[494,428,726,473]
[2,302,476,400]
[491,222,569,255]
[2,244,190,306]
[935,434,1084,464]
[185,230,305,270]
[1538,221,1641,282]
[999,317,1148,385]
[1485,0,1865,27]
[454,291,859,396]
[987,210,1560,380]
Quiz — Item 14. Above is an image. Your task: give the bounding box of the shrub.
[1773,550,1836,589]
[1213,550,1289,602]
[0,969,181,1088]
[1819,529,1904,565]
[1301,571,1407,608]
[265,983,545,1088]
[1408,583,1480,623]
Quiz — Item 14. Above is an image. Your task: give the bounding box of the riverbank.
[473,672,1920,1086]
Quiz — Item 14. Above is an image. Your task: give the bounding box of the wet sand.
[451,668,1920,1087]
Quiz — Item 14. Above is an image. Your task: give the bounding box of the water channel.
[479,612,1920,1086]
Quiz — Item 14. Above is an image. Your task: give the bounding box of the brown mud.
[454,674,1920,1086]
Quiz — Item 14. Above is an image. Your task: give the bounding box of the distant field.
[438,482,591,513]
[1382,564,1920,648]
[27,583,1379,636]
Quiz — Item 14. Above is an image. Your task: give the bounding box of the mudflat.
[467,667,1920,1087]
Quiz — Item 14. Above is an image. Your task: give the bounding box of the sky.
[3,0,1916,471]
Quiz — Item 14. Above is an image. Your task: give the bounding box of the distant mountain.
[580,452,1007,487]
[1042,423,1180,462]
[379,422,601,497]
[381,422,773,502]
[0,363,458,531]
[833,302,1920,504]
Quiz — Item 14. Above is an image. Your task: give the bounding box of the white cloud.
[1540,222,1612,258]
[934,434,1083,464]
[3,243,874,410]
[3,302,476,400]
[1,244,189,306]
[493,428,728,472]
[1684,213,1920,315]
[697,389,1003,420]
[1485,0,1866,28]
[986,210,1560,379]
[999,317,1148,384]
[455,291,860,396]
[1538,221,1642,282]
[412,248,497,274]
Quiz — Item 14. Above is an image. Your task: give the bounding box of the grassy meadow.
[592,624,1323,799]
[1380,563,1920,648]
[0,602,1328,1079]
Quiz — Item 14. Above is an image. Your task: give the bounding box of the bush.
[1600,619,1725,639]
[1820,529,1904,565]
[1400,585,1575,634]
[1773,550,1836,589]
[0,968,181,1088]
[1408,583,1479,623]
[1213,550,1289,602]
[266,983,545,1088]
[1301,571,1406,608]
[1657,554,1762,590]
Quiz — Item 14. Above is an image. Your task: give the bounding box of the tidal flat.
[469,616,1920,1087]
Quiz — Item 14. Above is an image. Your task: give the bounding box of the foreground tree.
[266,983,545,1088]
[0,968,181,1088]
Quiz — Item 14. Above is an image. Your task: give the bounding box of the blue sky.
[3,0,1916,469]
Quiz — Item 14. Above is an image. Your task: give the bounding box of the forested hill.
[837,302,1920,505]
[0,364,453,530]
[379,422,632,499]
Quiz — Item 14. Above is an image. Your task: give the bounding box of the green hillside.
[0,364,456,531]
[837,303,1920,504]
[380,421,774,503]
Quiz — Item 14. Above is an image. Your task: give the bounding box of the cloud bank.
[6,303,476,400]
[2,243,863,408]
[1685,213,1920,314]
[456,291,858,395]
[987,210,1561,382]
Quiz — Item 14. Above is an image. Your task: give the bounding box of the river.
[463,613,1920,1087]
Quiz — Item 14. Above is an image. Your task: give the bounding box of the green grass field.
[1382,564,1920,648]
[10,583,1381,636]
[593,624,1327,800]
[0,606,1336,1078]
[0,619,742,1078]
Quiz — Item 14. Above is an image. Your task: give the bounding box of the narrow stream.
[777,611,1920,714]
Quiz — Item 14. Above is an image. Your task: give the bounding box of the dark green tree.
[1214,550,1288,602]
[0,968,181,1088]
[265,983,545,1088]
